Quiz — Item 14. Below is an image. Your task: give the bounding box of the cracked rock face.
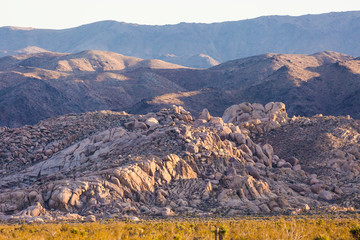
[0,103,359,222]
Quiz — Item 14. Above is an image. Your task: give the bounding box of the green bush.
[350,225,360,240]
[219,225,228,234]
[70,227,79,234]
[314,234,329,240]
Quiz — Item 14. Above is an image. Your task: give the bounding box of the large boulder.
[222,102,289,133]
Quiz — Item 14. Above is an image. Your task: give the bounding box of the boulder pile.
[222,102,288,135]
[0,102,358,222]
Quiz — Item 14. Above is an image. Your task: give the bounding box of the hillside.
[132,51,360,119]
[0,102,359,222]
[1,11,360,68]
[0,50,187,127]
[1,50,360,127]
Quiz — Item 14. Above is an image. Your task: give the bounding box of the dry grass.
[0,215,359,240]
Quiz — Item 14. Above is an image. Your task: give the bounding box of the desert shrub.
[219,225,228,234]
[314,234,330,240]
[210,225,227,240]
[70,227,79,234]
[350,225,360,240]
[60,224,69,232]
[0,215,359,239]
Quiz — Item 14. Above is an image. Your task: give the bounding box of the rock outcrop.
[0,102,359,222]
[222,102,288,135]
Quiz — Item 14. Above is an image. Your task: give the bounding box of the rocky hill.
[0,102,359,222]
[1,11,360,68]
[1,50,360,127]
[0,50,187,127]
[133,51,360,119]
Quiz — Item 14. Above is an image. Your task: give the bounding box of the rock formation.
[0,102,359,222]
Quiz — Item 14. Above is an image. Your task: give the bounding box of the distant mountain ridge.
[1,11,360,68]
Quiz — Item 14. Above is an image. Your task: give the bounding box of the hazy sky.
[1,0,360,29]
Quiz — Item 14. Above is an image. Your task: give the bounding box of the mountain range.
[1,11,360,68]
[0,50,359,127]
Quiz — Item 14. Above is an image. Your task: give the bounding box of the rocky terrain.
[1,50,360,127]
[1,11,360,68]
[0,50,187,127]
[0,102,359,223]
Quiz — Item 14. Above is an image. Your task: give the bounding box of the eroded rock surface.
[0,103,359,222]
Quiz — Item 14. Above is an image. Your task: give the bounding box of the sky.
[1,0,360,29]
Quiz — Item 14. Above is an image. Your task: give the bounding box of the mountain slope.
[1,11,360,68]
[0,50,187,127]
[1,50,360,127]
[138,51,360,118]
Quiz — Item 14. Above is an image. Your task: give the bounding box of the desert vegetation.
[0,215,359,240]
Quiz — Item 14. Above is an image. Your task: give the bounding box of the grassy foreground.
[0,215,359,240]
